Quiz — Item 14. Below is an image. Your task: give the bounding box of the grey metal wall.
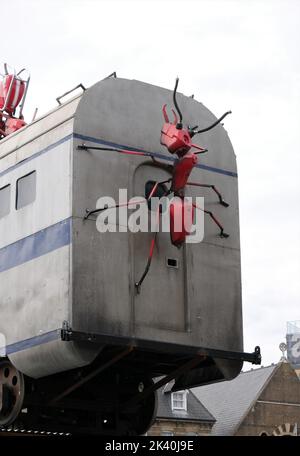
[72,79,243,368]
[0,96,100,377]
[0,77,243,381]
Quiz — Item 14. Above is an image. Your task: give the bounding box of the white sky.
[2,0,300,367]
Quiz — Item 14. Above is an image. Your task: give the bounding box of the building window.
[0,184,11,218]
[161,431,174,436]
[171,391,187,411]
[16,171,36,210]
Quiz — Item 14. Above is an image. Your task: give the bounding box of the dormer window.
[171,391,187,411]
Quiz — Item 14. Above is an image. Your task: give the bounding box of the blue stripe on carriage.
[0,217,71,273]
[0,132,236,270]
[73,133,238,178]
[0,134,73,178]
[0,132,238,178]
[4,330,61,355]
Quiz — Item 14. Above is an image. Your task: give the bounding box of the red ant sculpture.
[0,63,30,139]
[81,78,231,292]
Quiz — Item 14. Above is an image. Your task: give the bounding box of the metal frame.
[1,325,260,365]
[60,325,261,365]
[56,83,86,105]
[49,346,134,405]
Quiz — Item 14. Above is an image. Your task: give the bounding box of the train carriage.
[0,75,260,435]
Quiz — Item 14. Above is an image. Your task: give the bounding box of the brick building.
[148,383,215,436]
[193,361,300,436]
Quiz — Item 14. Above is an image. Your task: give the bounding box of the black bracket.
[60,326,261,365]
[254,345,262,365]
[103,72,117,79]
[56,84,86,106]
[61,320,72,341]
[84,207,105,220]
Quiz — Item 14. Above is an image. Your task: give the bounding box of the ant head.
[160,79,197,157]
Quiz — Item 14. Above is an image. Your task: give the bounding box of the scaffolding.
[286,321,300,369]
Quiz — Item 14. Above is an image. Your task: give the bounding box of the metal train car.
[0,74,260,435]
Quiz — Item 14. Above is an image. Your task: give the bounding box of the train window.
[0,184,11,218]
[16,171,36,210]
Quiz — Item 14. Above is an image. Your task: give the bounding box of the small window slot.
[0,184,11,219]
[167,257,179,268]
[16,171,36,210]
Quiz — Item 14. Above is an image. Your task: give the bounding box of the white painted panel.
[0,245,70,344]
[0,140,72,249]
[0,120,74,175]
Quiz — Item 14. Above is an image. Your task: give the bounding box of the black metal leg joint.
[253,346,262,365]
[77,143,88,150]
[220,229,230,238]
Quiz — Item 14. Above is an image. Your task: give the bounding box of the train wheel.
[122,378,158,435]
[0,360,25,426]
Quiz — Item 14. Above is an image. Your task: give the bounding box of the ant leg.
[84,199,147,220]
[135,230,158,294]
[84,180,169,293]
[135,206,160,294]
[187,182,229,207]
[192,203,229,238]
[84,179,170,220]
[135,185,170,293]
[151,156,174,173]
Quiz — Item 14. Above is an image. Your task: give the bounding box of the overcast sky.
[2,0,300,367]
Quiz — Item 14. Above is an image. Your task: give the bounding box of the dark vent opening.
[167,258,178,268]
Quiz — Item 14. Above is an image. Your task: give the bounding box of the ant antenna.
[173,77,183,129]
[192,110,232,135]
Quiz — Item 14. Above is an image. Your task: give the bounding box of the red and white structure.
[0,64,30,138]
